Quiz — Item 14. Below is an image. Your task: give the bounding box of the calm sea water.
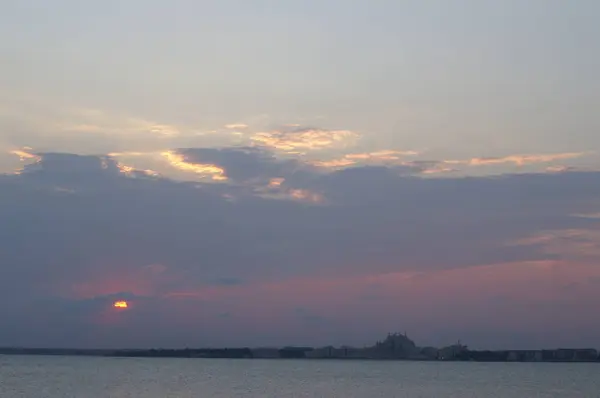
[1,355,599,397]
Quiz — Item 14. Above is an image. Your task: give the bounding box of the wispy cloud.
[115,162,160,178]
[313,150,419,169]
[511,227,600,259]
[250,127,359,153]
[545,165,576,173]
[57,108,184,138]
[572,212,600,219]
[9,148,40,161]
[420,166,457,175]
[288,189,325,203]
[312,151,588,176]
[448,152,587,167]
[256,178,325,204]
[161,151,227,181]
[224,123,249,130]
[0,100,216,156]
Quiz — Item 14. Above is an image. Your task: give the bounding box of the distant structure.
[371,332,419,359]
[307,331,425,360]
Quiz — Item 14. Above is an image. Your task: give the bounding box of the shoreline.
[1,347,599,363]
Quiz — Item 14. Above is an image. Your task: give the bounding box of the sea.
[1,355,599,397]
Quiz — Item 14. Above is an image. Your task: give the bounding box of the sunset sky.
[1,1,600,350]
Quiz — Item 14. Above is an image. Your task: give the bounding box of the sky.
[1,0,600,350]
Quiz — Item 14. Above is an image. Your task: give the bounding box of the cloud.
[0,100,218,157]
[58,110,182,138]
[287,189,325,204]
[173,147,302,183]
[545,165,577,173]
[344,150,420,161]
[115,162,160,178]
[313,150,419,169]
[2,148,600,348]
[163,148,328,203]
[250,127,359,153]
[573,212,600,219]
[9,148,40,161]
[161,150,228,181]
[448,152,587,167]
[3,148,42,175]
[511,227,600,260]
[311,151,588,176]
[2,103,143,139]
[224,123,249,129]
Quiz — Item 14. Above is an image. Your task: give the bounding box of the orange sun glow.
[113,300,129,309]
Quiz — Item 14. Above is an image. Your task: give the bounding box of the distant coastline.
[1,333,599,363]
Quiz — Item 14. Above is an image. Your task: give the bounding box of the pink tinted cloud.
[67,263,174,299]
[154,259,600,345]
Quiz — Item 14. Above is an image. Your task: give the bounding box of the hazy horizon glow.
[1,0,600,350]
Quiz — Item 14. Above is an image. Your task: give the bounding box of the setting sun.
[113,300,129,309]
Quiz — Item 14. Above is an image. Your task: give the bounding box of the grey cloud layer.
[3,149,599,281]
[1,148,600,347]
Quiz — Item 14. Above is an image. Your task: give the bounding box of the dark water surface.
[1,355,599,397]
